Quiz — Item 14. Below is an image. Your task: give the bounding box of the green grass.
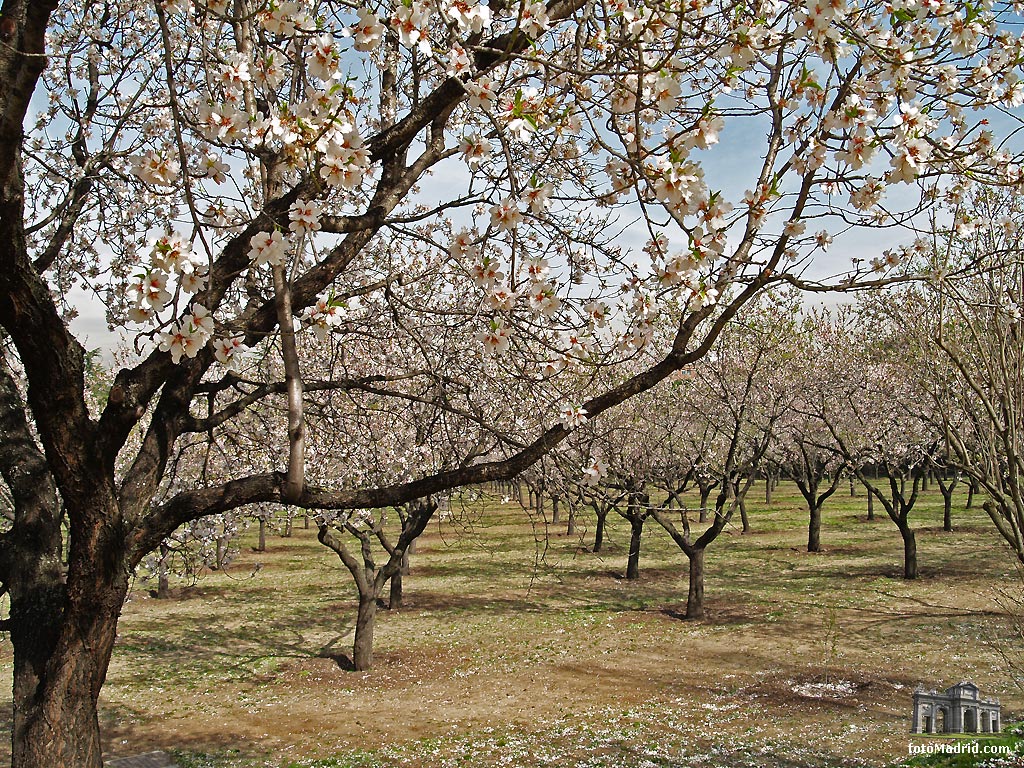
[2,481,1022,767]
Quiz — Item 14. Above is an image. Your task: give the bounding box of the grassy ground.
[1,481,1023,767]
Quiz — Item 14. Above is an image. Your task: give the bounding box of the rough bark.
[593,506,607,553]
[353,593,377,671]
[808,505,823,552]
[901,525,918,579]
[389,570,402,610]
[686,547,705,619]
[698,485,712,523]
[626,517,643,580]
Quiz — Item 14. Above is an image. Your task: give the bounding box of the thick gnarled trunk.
[12,570,128,768]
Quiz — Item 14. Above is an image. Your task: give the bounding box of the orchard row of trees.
[135,252,1024,674]
[2,0,1024,764]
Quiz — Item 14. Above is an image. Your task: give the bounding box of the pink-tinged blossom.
[217,54,251,89]
[653,72,681,112]
[260,1,301,36]
[133,270,172,311]
[523,181,553,213]
[289,199,322,235]
[248,230,288,267]
[159,322,205,363]
[888,138,932,183]
[197,102,244,143]
[557,403,588,430]
[538,356,567,378]
[319,131,370,189]
[347,8,385,51]
[307,34,341,81]
[130,151,179,186]
[391,4,431,52]
[477,321,511,355]
[459,133,491,167]
[185,303,215,339]
[469,257,504,287]
[301,291,348,341]
[850,177,885,211]
[447,44,473,77]
[198,153,230,183]
[213,336,248,371]
[582,456,607,486]
[523,255,551,284]
[687,114,724,150]
[527,284,561,318]
[484,283,516,311]
[784,219,807,238]
[450,229,479,260]
[489,197,523,231]
[519,1,549,36]
[180,269,208,294]
[466,76,496,111]
[835,134,876,169]
[150,232,192,274]
[128,304,155,323]
[585,300,610,327]
[442,0,491,33]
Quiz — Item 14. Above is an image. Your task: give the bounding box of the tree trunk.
[156,542,170,599]
[849,475,856,496]
[765,476,772,505]
[257,517,266,552]
[626,517,643,579]
[739,495,750,533]
[967,477,977,509]
[698,487,711,522]
[304,513,310,529]
[685,547,705,619]
[867,490,874,521]
[943,493,953,532]
[352,593,377,671]
[566,503,576,536]
[593,508,607,553]
[808,504,822,552]
[389,571,402,611]
[551,496,560,526]
[901,526,918,579]
[12,576,127,768]
[284,516,292,538]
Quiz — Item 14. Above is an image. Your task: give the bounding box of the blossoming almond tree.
[884,184,1024,565]
[0,0,1022,763]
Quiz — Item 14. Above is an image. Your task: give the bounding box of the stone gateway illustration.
[911,682,1001,734]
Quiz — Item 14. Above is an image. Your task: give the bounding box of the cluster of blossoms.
[582,455,608,486]
[112,0,1024,388]
[557,403,588,430]
[127,232,207,323]
[300,290,354,342]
